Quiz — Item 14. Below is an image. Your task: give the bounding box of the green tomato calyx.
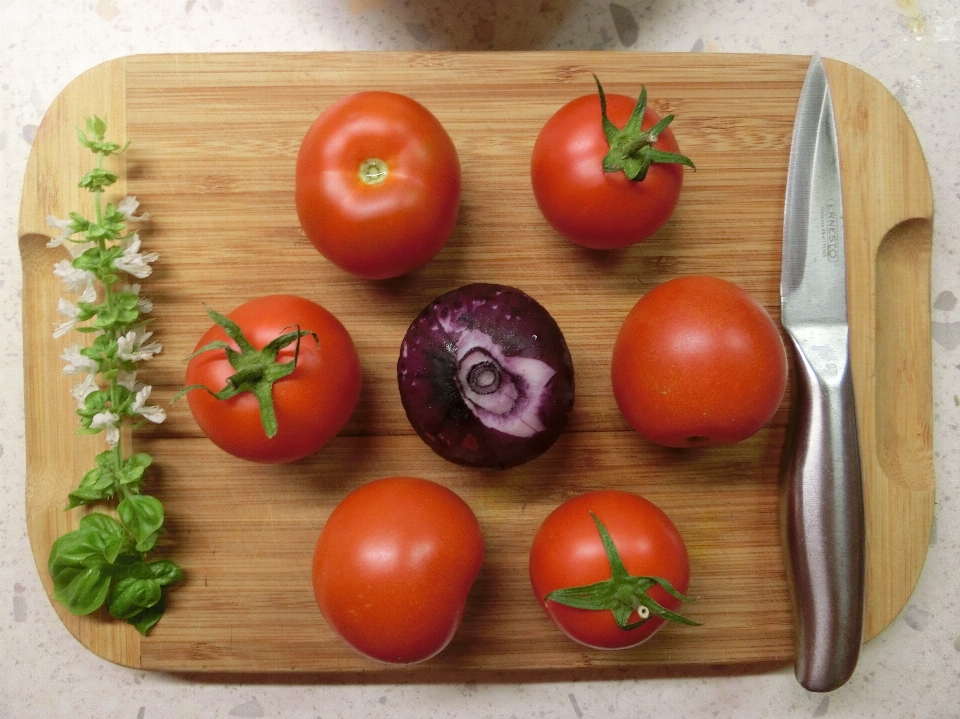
[595,76,696,182]
[175,307,318,439]
[544,512,700,631]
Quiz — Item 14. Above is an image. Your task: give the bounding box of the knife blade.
[780,54,865,693]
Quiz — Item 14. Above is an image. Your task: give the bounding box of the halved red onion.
[397,283,575,469]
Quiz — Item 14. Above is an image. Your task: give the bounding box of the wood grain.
[18,52,934,677]
[825,58,936,641]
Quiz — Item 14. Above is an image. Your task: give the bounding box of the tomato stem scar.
[359,158,389,185]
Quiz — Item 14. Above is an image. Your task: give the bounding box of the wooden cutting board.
[19,52,934,678]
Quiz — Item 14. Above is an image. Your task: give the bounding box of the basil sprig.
[45,117,181,634]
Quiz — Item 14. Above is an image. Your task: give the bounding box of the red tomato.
[611,276,788,448]
[184,295,362,464]
[312,476,485,664]
[529,490,695,650]
[531,84,690,249]
[295,91,461,280]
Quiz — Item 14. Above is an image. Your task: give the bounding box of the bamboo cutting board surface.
[19,52,934,678]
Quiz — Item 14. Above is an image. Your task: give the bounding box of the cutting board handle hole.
[873,216,934,492]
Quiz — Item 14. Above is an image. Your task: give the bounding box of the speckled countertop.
[2,1,958,717]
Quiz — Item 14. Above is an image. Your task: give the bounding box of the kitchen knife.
[780,54,865,693]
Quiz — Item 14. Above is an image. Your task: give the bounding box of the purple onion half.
[398,283,575,470]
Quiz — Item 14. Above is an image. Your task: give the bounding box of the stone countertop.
[1,1,958,717]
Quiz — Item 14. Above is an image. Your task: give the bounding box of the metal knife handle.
[783,326,865,692]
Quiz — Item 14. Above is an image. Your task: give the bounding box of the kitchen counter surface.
[1,1,958,717]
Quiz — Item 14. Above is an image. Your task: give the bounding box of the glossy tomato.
[611,276,788,448]
[531,80,693,249]
[312,476,485,664]
[295,91,461,280]
[183,294,361,464]
[529,490,697,650]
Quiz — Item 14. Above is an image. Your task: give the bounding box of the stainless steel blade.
[780,55,866,693]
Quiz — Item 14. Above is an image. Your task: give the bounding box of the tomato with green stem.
[295,91,461,280]
[529,490,698,650]
[180,294,362,464]
[531,77,694,249]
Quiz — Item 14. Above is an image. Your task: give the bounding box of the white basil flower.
[54,284,99,337]
[90,410,121,447]
[53,298,82,338]
[79,284,97,303]
[61,345,99,375]
[71,373,100,408]
[114,233,159,279]
[118,195,150,222]
[116,328,162,362]
[121,283,154,313]
[131,385,166,424]
[53,259,96,294]
[117,370,141,391]
[45,215,73,248]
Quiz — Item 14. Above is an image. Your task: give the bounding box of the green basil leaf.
[76,301,100,322]
[147,560,183,587]
[67,467,115,509]
[79,512,126,541]
[102,534,128,564]
[88,116,107,140]
[125,560,154,580]
[91,333,116,355]
[48,514,122,576]
[68,212,91,233]
[52,566,111,615]
[93,304,121,329]
[102,552,143,579]
[115,291,141,310]
[72,246,103,272]
[128,591,167,636]
[134,531,159,553]
[49,527,105,576]
[82,389,111,412]
[66,486,109,509]
[49,515,128,587]
[78,167,119,192]
[107,576,162,620]
[118,453,152,487]
[117,494,164,547]
[94,449,115,468]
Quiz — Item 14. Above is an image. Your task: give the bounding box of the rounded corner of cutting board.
[38,585,144,669]
[823,57,933,201]
[28,54,128,144]
[20,56,130,241]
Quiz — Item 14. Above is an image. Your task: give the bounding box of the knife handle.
[783,327,865,692]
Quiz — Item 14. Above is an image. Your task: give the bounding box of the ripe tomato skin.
[312,477,485,664]
[531,92,685,250]
[184,295,362,464]
[295,91,461,280]
[529,490,691,649]
[611,276,788,448]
